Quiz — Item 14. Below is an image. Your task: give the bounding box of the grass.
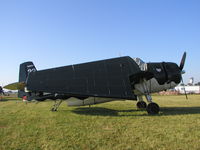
[0,95,200,150]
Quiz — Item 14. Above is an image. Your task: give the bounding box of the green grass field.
[0,95,200,150]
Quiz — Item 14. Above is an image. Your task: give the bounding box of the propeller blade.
[179,52,186,70]
[3,82,25,90]
[181,78,188,100]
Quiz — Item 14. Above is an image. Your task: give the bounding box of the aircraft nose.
[164,52,186,84]
[163,63,182,84]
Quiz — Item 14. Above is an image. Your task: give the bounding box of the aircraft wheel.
[51,108,57,112]
[137,101,147,109]
[146,103,160,114]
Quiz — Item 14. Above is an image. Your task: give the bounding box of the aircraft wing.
[26,56,142,100]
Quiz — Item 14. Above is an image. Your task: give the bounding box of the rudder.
[18,62,37,98]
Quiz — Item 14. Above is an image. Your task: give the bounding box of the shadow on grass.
[0,99,9,101]
[72,106,200,116]
[0,99,21,102]
[72,107,148,117]
[0,97,21,101]
[161,107,200,115]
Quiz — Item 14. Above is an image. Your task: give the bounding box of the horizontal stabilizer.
[4,82,25,90]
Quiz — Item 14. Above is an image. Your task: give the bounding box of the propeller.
[179,52,188,99]
[181,78,188,99]
[179,52,186,71]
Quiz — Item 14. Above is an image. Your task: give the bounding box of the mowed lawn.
[0,95,200,150]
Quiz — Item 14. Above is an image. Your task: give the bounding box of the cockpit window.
[133,58,147,71]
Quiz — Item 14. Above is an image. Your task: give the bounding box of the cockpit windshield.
[133,58,147,71]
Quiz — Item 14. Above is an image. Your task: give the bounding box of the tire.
[137,101,147,109]
[146,103,160,114]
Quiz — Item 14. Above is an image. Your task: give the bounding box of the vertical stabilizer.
[18,62,37,98]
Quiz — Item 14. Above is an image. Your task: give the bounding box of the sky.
[0,0,200,86]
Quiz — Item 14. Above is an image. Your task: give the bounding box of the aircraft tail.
[18,62,37,98]
[4,62,37,100]
[19,61,37,82]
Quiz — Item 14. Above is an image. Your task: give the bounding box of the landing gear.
[137,96,147,109]
[145,94,160,115]
[146,102,160,114]
[137,101,147,109]
[135,79,160,114]
[51,99,63,111]
[137,95,160,114]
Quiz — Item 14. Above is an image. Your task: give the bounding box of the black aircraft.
[4,52,186,114]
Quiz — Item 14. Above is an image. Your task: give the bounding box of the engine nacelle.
[147,62,181,85]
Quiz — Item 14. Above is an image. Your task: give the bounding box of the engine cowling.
[147,62,181,85]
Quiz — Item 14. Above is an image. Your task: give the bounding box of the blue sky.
[0,0,200,85]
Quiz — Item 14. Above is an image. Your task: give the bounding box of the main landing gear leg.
[51,100,63,111]
[136,96,147,109]
[145,95,160,115]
